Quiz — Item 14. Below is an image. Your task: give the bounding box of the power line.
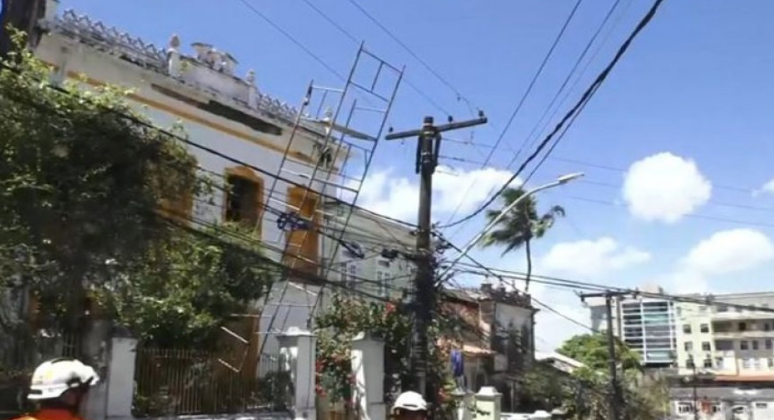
[343,0,478,115]
[567,195,774,230]
[298,0,454,118]
[439,0,668,230]
[235,0,347,81]
[549,155,756,194]
[512,0,627,177]
[442,0,587,226]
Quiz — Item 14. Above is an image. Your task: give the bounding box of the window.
[376,270,390,297]
[715,357,724,369]
[741,341,749,350]
[677,403,693,414]
[700,323,710,333]
[684,342,693,351]
[716,340,734,351]
[739,322,747,331]
[285,187,319,273]
[717,305,729,313]
[743,358,752,369]
[768,358,774,369]
[683,324,692,334]
[756,403,768,409]
[686,358,695,369]
[703,358,712,368]
[340,263,358,289]
[766,339,773,350]
[224,168,263,229]
[765,323,771,332]
[752,340,759,351]
[702,342,711,351]
[377,259,391,268]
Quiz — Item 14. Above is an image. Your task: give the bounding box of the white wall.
[34,23,338,358]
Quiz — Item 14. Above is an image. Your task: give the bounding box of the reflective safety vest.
[13,408,85,420]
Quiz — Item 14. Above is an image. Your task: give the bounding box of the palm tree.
[480,187,565,292]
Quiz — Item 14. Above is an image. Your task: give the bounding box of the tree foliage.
[314,295,457,418]
[480,187,564,291]
[551,333,669,420]
[0,33,273,354]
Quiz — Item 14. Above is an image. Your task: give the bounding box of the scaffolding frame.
[220,43,403,371]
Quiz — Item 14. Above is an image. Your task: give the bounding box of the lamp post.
[438,172,584,281]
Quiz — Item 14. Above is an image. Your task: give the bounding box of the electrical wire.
[343,0,480,116]
[441,0,586,226]
[439,0,668,230]
[512,0,627,179]
[298,0,455,120]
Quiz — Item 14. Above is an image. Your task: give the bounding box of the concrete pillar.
[475,387,501,420]
[279,327,317,420]
[451,390,473,420]
[44,0,60,21]
[351,333,386,420]
[105,336,138,419]
[81,319,111,420]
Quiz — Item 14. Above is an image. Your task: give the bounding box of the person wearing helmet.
[391,391,428,420]
[15,358,100,420]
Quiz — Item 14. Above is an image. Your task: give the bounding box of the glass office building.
[621,299,677,367]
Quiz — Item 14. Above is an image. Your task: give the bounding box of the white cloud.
[622,152,712,223]
[682,228,774,275]
[753,178,774,197]
[540,237,651,278]
[352,166,517,222]
[658,229,774,293]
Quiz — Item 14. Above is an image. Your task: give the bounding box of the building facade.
[443,285,536,412]
[319,202,417,301]
[674,292,774,379]
[32,2,350,356]
[587,285,678,368]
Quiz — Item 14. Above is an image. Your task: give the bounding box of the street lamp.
[439,172,584,281]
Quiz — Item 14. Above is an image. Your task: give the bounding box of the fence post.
[475,387,501,420]
[106,335,138,420]
[451,389,473,420]
[278,327,317,420]
[351,332,385,420]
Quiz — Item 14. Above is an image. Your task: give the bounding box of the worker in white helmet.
[14,358,100,420]
[391,391,428,420]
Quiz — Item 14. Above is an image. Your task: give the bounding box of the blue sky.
[57,0,774,349]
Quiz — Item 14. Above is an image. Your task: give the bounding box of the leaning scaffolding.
[219,43,404,371]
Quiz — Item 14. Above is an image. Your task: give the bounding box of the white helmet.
[28,358,100,401]
[392,391,427,414]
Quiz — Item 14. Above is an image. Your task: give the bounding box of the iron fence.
[133,347,292,417]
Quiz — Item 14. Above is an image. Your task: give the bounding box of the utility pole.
[385,113,487,402]
[579,290,636,420]
[0,0,46,58]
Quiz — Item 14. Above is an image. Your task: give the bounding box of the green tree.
[480,187,564,291]
[558,332,642,373]
[0,33,272,351]
[108,223,275,349]
[314,295,458,419]
[556,333,669,420]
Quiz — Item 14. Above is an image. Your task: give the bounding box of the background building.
[675,292,774,379]
[586,284,677,368]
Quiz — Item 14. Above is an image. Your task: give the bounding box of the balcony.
[710,311,774,321]
[711,330,774,340]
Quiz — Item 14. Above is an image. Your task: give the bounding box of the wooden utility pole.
[0,0,46,58]
[580,290,635,420]
[385,113,487,402]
